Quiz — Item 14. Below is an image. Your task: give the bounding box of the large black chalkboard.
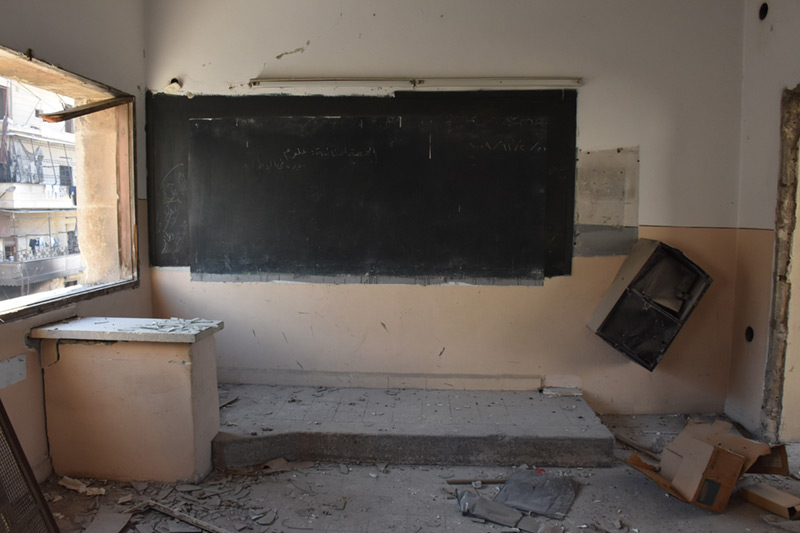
[147,91,576,280]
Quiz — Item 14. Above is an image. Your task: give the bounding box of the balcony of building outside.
[0,183,75,210]
[0,245,83,288]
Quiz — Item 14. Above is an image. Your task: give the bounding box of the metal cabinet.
[588,239,712,371]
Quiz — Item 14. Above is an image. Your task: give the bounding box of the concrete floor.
[41,413,800,533]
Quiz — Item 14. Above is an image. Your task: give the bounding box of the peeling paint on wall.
[276,41,310,60]
[574,147,640,256]
[0,354,26,389]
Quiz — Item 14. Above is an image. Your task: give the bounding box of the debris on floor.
[36,414,800,533]
[494,470,578,518]
[626,418,789,512]
[542,387,583,398]
[454,466,578,531]
[130,500,233,533]
[81,508,131,533]
[259,457,315,475]
[456,489,528,528]
[445,476,507,486]
[762,513,800,532]
[611,432,661,462]
[218,397,239,410]
[740,482,800,519]
[58,475,105,496]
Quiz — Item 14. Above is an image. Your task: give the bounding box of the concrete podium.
[30,317,223,482]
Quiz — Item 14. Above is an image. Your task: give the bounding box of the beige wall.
[0,0,147,480]
[152,226,767,417]
[783,215,800,439]
[0,200,151,481]
[146,0,746,229]
[737,0,800,438]
[43,336,217,482]
[783,141,800,440]
[725,229,775,433]
[0,310,71,480]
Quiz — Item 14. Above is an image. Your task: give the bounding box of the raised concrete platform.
[213,384,614,471]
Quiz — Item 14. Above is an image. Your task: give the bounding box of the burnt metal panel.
[589,239,712,371]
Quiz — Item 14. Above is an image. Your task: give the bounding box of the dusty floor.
[41,415,800,533]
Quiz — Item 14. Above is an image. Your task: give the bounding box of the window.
[58,165,72,187]
[0,45,137,320]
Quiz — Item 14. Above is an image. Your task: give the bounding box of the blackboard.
[147,91,577,281]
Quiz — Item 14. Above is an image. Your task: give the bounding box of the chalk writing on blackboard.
[467,140,547,153]
[281,145,378,160]
[158,163,188,255]
[148,90,577,279]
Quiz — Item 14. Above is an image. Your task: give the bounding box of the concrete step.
[212,384,615,471]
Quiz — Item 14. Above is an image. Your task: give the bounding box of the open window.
[0,45,137,320]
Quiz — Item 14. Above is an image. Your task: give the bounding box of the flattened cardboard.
[748,445,790,475]
[627,418,777,513]
[627,449,744,513]
[627,453,684,499]
[740,483,800,519]
[668,438,715,502]
[679,419,770,474]
[692,447,745,512]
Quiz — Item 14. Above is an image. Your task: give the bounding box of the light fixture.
[248,76,582,91]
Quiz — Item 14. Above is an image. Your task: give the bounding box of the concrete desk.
[30,317,223,482]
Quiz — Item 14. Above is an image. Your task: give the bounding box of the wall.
[732,0,800,437]
[0,0,789,483]
[152,227,736,414]
[755,0,800,441]
[146,0,774,420]
[146,0,745,228]
[0,0,149,480]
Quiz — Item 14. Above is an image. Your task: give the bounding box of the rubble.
[494,470,578,518]
[131,500,234,533]
[627,418,788,512]
[57,475,105,495]
[36,416,800,533]
[740,482,800,519]
[82,509,131,533]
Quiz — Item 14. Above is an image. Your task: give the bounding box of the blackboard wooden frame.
[147,91,577,282]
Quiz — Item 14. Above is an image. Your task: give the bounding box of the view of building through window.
[0,76,82,301]
[0,44,137,321]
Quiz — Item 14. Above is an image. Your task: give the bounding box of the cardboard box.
[740,483,800,519]
[627,418,788,513]
[748,444,790,475]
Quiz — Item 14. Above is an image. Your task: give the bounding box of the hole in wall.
[759,2,769,21]
[745,326,755,342]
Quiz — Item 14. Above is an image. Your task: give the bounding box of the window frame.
[0,44,138,322]
[0,84,7,119]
